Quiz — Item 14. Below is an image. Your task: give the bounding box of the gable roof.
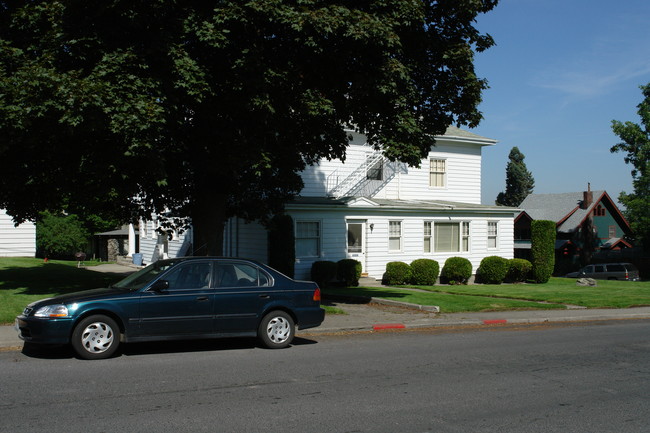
[440,126,497,146]
[518,190,630,234]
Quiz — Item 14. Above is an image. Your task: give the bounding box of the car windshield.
[112,260,180,290]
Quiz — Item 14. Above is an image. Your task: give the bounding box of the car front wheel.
[258,311,294,349]
[71,315,120,360]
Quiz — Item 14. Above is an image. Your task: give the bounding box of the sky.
[471,0,650,205]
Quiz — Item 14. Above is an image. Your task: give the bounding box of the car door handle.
[259,294,270,299]
[196,296,209,301]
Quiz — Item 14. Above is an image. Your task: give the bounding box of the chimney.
[582,183,593,209]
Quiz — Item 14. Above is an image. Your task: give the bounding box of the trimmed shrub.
[310,261,338,288]
[507,258,532,283]
[531,220,556,283]
[410,259,440,285]
[477,256,509,284]
[337,259,362,287]
[440,257,473,285]
[384,261,412,285]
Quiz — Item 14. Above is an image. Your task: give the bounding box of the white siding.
[224,218,268,262]
[300,138,484,204]
[288,207,515,280]
[0,209,36,257]
[138,218,191,265]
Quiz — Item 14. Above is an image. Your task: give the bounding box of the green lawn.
[0,257,127,324]
[2,258,649,324]
[325,286,566,313]
[410,278,650,309]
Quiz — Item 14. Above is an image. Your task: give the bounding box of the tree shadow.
[0,263,127,295]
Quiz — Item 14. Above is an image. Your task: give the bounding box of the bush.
[440,257,473,285]
[36,211,90,258]
[384,261,412,285]
[409,259,440,285]
[477,256,509,284]
[310,261,338,288]
[337,259,362,287]
[507,258,532,283]
[531,220,556,283]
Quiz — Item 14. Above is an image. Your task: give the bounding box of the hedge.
[531,220,556,283]
[477,256,509,284]
[507,258,532,283]
[410,259,440,285]
[337,259,362,287]
[384,261,412,285]
[440,257,472,285]
[310,261,338,288]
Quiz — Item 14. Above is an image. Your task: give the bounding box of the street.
[2,321,650,433]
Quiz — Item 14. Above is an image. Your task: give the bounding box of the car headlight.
[34,304,69,318]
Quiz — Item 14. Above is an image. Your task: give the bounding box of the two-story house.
[139,126,517,279]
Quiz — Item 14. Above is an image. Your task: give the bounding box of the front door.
[346,220,366,273]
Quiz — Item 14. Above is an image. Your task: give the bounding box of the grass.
[324,286,566,313]
[2,258,649,324]
[0,257,129,324]
[410,278,650,309]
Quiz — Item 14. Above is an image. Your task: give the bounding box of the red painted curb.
[483,319,508,325]
[373,323,406,330]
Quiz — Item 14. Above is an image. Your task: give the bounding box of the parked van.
[565,263,640,281]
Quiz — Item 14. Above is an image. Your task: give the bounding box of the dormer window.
[366,156,383,181]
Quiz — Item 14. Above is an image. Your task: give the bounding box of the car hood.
[29,287,130,307]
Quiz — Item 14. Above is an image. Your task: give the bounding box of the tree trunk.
[190,191,228,256]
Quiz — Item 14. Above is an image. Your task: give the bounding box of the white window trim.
[295,220,322,258]
[431,220,471,253]
[388,220,403,252]
[429,158,447,189]
[424,221,432,253]
[487,221,498,250]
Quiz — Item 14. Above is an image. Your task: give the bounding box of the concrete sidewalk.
[3,265,650,350]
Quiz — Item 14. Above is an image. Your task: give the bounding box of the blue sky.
[471,0,650,205]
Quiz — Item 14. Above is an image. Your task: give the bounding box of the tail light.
[313,287,321,302]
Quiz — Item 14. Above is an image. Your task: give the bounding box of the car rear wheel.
[71,315,120,360]
[258,311,294,349]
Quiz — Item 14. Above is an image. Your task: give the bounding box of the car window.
[583,266,593,273]
[113,260,179,290]
[594,265,605,273]
[214,262,271,288]
[606,264,624,272]
[162,262,212,291]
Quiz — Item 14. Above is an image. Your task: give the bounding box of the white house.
[0,209,36,257]
[140,126,517,279]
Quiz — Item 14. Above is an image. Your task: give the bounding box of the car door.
[137,260,214,337]
[213,260,275,334]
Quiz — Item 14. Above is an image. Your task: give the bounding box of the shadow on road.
[19,336,319,360]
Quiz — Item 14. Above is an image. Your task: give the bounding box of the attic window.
[429,159,446,188]
[594,205,606,216]
[366,157,383,180]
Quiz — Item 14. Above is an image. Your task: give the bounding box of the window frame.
[429,158,447,188]
[429,221,471,253]
[388,220,402,252]
[295,220,321,258]
[487,221,498,249]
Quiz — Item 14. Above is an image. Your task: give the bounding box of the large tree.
[0,0,498,255]
[611,83,650,251]
[496,146,534,207]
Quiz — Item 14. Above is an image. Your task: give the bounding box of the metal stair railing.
[327,151,385,198]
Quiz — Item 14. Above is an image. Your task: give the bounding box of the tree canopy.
[611,83,650,250]
[496,146,534,207]
[0,0,498,255]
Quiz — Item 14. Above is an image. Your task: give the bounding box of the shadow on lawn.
[0,263,129,295]
[323,286,412,304]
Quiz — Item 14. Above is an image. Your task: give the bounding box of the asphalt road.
[2,321,650,433]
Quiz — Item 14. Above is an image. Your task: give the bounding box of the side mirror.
[150,279,169,293]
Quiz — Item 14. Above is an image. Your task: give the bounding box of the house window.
[433,222,470,252]
[488,222,498,249]
[366,156,383,180]
[594,205,606,216]
[609,225,617,238]
[429,159,446,188]
[296,221,320,257]
[424,221,432,253]
[462,222,470,252]
[389,221,402,251]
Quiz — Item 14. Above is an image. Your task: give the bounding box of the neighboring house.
[0,209,36,257]
[514,186,633,272]
[140,127,518,279]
